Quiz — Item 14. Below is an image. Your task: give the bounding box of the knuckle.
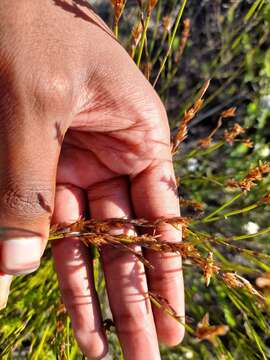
[32,72,74,114]
[0,182,53,220]
[87,177,126,202]
[114,306,150,335]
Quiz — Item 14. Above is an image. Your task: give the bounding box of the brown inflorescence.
[224,123,245,145]
[222,272,265,302]
[203,252,220,287]
[198,107,236,149]
[195,313,229,346]
[256,272,270,291]
[227,162,270,192]
[111,0,125,22]
[179,197,205,212]
[175,18,190,63]
[171,80,210,154]
[130,21,143,58]
[162,15,172,33]
[261,192,270,204]
[50,218,265,302]
[147,0,158,15]
[242,138,254,148]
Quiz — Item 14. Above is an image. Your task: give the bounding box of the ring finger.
[88,176,161,360]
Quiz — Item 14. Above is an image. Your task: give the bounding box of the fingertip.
[74,329,108,360]
[158,325,185,347]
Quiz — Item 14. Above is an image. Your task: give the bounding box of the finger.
[131,160,185,346]
[52,184,108,360]
[0,89,69,275]
[88,177,161,360]
[0,273,12,310]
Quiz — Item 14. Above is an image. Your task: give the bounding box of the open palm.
[0,1,184,359]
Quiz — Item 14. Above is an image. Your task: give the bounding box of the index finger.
[131,158,185,346]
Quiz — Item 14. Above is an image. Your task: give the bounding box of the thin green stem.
[202,192,243,222]
[244,0,265,23]
[153,0,188,87]
[175,142,224,163]
[114,20,119,38]
[151,31,169,67]
[180,175,224,187]
[66,317,71,360]
[137,15,151,67]
[232,226,270,241]
[201,203,259,223]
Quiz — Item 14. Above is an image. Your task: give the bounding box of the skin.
[0,1,185,359]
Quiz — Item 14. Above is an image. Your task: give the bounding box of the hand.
[0,1,184,359]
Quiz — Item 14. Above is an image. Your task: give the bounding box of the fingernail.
[109,227,136,236]
[0,274,12,310]
[0,237,42,275]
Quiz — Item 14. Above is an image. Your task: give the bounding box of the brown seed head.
[198,137,212,149]
[256,272,270,290]
[221,107,237,118]
[261,192,270,204]
[179,197,205,212]
[111,0,125,20]
[132,21,143,46]
[147,0,158,15]
[175,18,191,63]
[171,81,210,154]
[242,138,254,148]
[203,252,220,287]
[222,272,243,289]
[227,162,270,192]
[224,123,245,145]
[195,313,229,346]
[162,16,172,32]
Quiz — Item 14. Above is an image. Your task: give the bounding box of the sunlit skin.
[0,1,184,359]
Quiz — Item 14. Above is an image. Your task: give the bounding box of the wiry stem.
[202,193,243,222]
[153,0,188,87]
[137,15,151,67]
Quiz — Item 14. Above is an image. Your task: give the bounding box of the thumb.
[0,82,68,275]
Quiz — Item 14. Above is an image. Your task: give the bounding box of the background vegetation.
[1,0,270,359]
